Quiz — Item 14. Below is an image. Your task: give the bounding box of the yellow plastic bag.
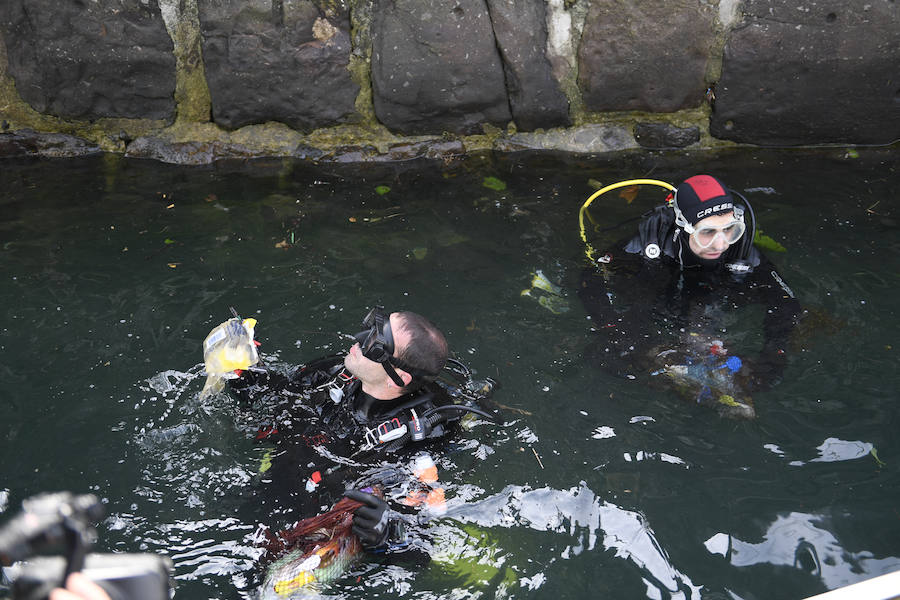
[200,317,259,398]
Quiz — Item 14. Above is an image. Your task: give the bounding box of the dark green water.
[1,147,898,600]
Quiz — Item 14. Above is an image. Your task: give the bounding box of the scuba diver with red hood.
[579,175,803,418]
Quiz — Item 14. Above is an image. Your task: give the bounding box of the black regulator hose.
[422,404,498,423]
[731,189,757,261]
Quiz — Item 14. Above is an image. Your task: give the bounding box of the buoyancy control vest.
[232,354,496,458]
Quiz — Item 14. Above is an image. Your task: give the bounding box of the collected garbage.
[521,269,569,314]
[653,338,755,419]
[200,315,259,399]
[257,490,379,599]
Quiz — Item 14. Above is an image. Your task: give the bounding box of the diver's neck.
[360,381,404,401]
[354,387,408,423]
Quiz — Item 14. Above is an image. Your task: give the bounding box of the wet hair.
[394,311,448,392]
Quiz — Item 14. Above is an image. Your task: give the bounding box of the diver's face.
[343,341,374,379]
[687,211,738,260]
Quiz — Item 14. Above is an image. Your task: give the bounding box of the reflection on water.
[705,511,900,593]
[765,436,878,467]
[1,149,899,600]
[441,483,700,599]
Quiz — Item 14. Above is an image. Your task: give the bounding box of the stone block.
[711,0,900,145]
[0,0,176,121]
[371,0,511,135]
[634,122,700,149]
[125,136,257,164]
[578,0,717,113]
[485,0,570,130]
[0,130,102,158]
[495,123,637,153]
[198,0,359,131]
[322,139,467,163]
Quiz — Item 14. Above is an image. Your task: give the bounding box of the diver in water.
[579,174,802,418]
[230,307,496,553]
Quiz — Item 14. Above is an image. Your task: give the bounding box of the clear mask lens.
[692,220,745,248]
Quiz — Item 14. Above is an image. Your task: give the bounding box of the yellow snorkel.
[579,179,677,262]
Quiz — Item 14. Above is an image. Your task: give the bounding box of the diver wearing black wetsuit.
[579,175,802,417]
[231,307,495,551]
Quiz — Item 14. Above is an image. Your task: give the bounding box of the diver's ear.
[390,368,413,389]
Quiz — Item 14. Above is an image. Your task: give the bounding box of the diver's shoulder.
[643,204,675,225]
[626,206,677,256]
[299,353,345,371]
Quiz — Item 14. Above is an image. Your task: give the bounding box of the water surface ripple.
[1,149,898,599]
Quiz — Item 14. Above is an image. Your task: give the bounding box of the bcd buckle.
[328,370,357,403]
[363,417,408,449]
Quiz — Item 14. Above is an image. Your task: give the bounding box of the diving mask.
[688,219,746,248]
[355,306,395,363]
[673,200,746,249]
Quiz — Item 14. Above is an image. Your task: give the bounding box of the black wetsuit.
[579,205,802,399]
[231,355,472,523]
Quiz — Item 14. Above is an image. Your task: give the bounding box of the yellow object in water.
[200,317,259,398]
[717,394,741,407]
[259,449,273,474]
[273,566,317,595]
[521,270,570,314]
[530,269,562,296]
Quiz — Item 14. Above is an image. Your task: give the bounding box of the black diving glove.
[345,489,403,549]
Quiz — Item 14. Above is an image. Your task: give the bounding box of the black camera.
[0,492,172,600]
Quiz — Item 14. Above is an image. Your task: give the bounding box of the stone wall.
[0,0,897,164]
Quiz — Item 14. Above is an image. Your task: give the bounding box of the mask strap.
[672,189,695,233]
[381,361,407,387]
[730,190,756,262]
[392,356,438,379]
[376,310,395,355]
[378,314,407,386]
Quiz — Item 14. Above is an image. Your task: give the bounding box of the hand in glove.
[344,489,391,548]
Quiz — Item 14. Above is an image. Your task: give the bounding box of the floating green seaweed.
[375,185,391,195]
[482,176,507,192]
[754,229,786,252]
